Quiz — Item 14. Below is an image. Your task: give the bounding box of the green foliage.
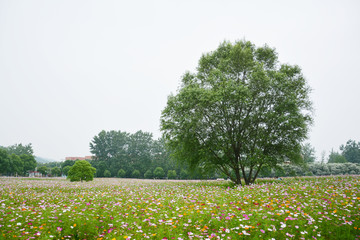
[37,166,48,176]
[62,166,71,176]
[301,143,316,163]
[0,143,36,176]
[9,154,23,176]
[340,139,360,163]
[180,169,188,179]
[67,160,96,182]
[0,148,10,175]
[167,170,177,179]
[132,169,141,178]
[6,143,34,156]
[61,160,76,169]
[51,166,61,177]
[328,151,347,163]
[104,170,111,178]
[90,130,154,177]
[89,130,193,179]
[257,163,360,177]
[153,167,165,179]
[161,40,313,185]
[20,154,36,175]
[144,169,153,179]
[117,169,126,178]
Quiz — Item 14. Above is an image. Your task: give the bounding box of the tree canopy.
[161,40,313,185]
[301,143,316,163]
[328,151,347,163]
[67,160,96,182]
[340,139,360,163]
[0,143,36,176]
[89,130,188,178]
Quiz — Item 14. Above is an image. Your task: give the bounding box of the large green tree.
[20,154,37,175]
[67,160,96,182]
[0,148,10,175]
[340,139,360,163]
[161,40,313,185]
[6,143,34,156]
[90,130,155,177]
[90,130,129,176]
[9,154,23,176]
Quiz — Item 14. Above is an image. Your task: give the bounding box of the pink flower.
[57,227,62,231]
[260,229,265,233]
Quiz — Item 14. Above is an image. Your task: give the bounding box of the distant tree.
[301,143,316,163]
[0,148,10,175]
[67,160,96,182]
[117,169,126,178]
[61,160,76,169]
[132,169,141,178]
[20,154,36,175]
[144,169,153,179]
[180,169,188,179]
[328,151,347,163]
[62,166,71,176]
[90,130,129,162]
[340,140,360,163]
[104,169,111,178]
[9,154,23,176]
[128,131,154,175]
[51,166,61,177]
[153,167,165,179]
[6,143,34,156]
[37,166,48,176]
[161,40,313,185]
[167,170,177,179]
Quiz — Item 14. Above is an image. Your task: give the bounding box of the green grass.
[0,176,359,239]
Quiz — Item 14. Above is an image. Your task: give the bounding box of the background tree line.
[0,143,36,176]
[301,139,360,164]
[1,138,358,179]
[87,130,213,179]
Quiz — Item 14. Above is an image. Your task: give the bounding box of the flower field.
[0,176,359,240]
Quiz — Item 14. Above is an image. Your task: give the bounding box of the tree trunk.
[234,168,242,185]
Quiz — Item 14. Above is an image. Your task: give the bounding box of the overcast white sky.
[1,0,359,161]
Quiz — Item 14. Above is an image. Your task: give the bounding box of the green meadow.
[0,176,359,240]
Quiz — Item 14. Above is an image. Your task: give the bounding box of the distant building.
[65,156,94,161]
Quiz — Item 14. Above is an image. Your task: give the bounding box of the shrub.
[167,170,177,179]
[67,160,96,182]
[132,169,141,178]
[180,169,188,179]
[117,169,126,178]
[51,167,61,177]
[62,166,71,176]
[104,170,111,178]
[153,167,165,179]
[144,169,153,179]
